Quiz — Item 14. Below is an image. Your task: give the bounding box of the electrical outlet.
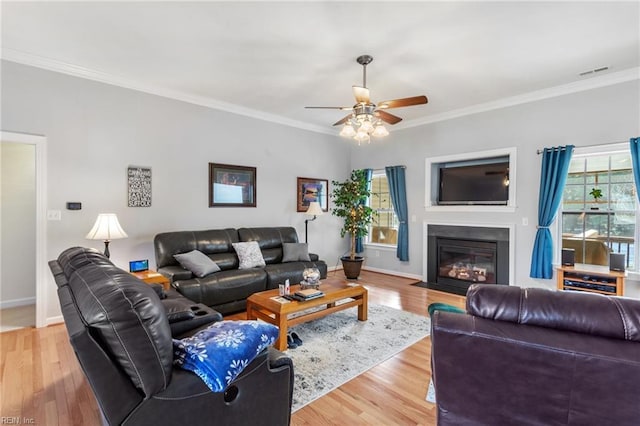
[522,217,528,226]
[375,250,380,257]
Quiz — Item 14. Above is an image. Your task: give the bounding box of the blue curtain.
[385,166,409,261]
[355,168,373,253]
[530,145,574,279]
[631,137,640,202]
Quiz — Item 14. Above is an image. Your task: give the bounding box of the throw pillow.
[173,250,221,278]
[282,242,311,262]
[173,320,279,392]
[232,241,266,269]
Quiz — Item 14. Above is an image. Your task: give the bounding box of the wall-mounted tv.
[438,158,509,205]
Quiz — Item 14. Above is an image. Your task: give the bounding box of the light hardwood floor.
[0,270,465,425]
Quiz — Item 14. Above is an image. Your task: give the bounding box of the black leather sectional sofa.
[154,227,328,314]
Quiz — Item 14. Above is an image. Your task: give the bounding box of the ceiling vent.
[579,66,609,76]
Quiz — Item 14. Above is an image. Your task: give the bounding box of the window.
[561,146,637,270]
[368,170,398,246]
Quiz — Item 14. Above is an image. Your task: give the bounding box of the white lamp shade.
[339,124,356,138]
[372,124,389,137]
[86,214,128,240]
[305,201,324,216]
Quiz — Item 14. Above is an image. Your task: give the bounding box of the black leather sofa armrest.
[268,346,293,370]
[161,289,223,338]
[158,265,193,283]
[309,253,320,262]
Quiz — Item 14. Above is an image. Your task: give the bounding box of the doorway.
[0,131,47,329]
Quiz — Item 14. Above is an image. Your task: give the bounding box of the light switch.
[47,210,62,221]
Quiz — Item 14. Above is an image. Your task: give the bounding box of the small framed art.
[296,177,328,212]
[209,163,256,207]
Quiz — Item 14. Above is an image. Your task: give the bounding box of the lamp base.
[304,216,317,244]
[103,240,111,258]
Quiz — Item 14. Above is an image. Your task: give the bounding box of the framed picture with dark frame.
[297,177,329,212]
[209,163,256,207]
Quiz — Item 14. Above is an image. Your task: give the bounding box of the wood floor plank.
[0,270,464,425]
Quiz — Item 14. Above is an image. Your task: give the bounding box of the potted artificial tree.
[331,170,376,279]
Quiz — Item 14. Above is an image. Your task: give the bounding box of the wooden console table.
[131,270,171,291]
[557,264,625,296]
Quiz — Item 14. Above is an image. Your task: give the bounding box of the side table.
[131,270,171,291]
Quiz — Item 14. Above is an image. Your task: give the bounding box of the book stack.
[292,288,324,301]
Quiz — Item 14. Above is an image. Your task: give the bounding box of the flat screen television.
[438,159,509,205]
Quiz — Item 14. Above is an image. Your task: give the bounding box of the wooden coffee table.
[246,277,368,351]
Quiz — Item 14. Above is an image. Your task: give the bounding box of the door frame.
[1,131,47,327]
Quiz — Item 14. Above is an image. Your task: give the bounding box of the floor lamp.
[304,202,323,243]
[86,213,128,258]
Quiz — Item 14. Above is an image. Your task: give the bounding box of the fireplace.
[427,225,510,295]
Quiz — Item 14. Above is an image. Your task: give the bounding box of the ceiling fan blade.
[353,86,370,104]
[376,95,428,109]
[333,114,353,126]
[374,110,403,125]
[305,106,352,110]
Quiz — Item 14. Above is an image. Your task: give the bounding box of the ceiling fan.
[305,55,428,143]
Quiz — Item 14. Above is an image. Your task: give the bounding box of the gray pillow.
[282,243,311,262]
[173,250,221,278]
[232,241,266,269]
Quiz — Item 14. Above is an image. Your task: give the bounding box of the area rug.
[286,303,431,412]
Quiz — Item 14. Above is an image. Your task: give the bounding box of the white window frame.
[366,169,399,249]
[558,142,639,275]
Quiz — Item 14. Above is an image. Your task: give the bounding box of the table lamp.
[304,201,323,244]
[86,213,128,258]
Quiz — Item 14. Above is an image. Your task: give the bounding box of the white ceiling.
[2,1,639,135]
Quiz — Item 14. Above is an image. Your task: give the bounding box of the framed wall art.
[209,163,256,207]
[128,166,152,207]
[296,177,328,212]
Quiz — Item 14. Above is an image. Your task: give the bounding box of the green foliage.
[331,170,376,260]
[589,187,603,201]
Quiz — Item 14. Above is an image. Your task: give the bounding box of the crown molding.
[401,67,640,130]
[3,48,638,135]
[1,48,334,136]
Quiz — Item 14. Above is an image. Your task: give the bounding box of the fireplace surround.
[426,224,510,295]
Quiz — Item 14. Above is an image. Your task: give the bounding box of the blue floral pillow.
[173,320,279,392]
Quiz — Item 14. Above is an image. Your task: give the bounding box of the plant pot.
[341,256,364,280]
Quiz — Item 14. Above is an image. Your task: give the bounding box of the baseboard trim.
[46,315,64,326]
[362,266,422,281]
[0,297,36,309]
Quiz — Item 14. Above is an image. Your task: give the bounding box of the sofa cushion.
[174,250,221,278]
[173,268,267,310]
[155,228,239,269]
[282,243,311,262]
[238,227,299,264]
[173,320,279,392]
[232,241,266,269]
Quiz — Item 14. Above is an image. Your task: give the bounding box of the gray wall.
[3,59,639,322]
[351,79,640,296]
[1,60,351,322]
[1,142,36,307]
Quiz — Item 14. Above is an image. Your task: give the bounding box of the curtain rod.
[536,141,627,155]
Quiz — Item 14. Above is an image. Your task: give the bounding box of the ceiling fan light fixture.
[340,123,356,138]
[358,119,374,134]
[372,124,389,138]
[305,54,428,145]
[354,130,370,145]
